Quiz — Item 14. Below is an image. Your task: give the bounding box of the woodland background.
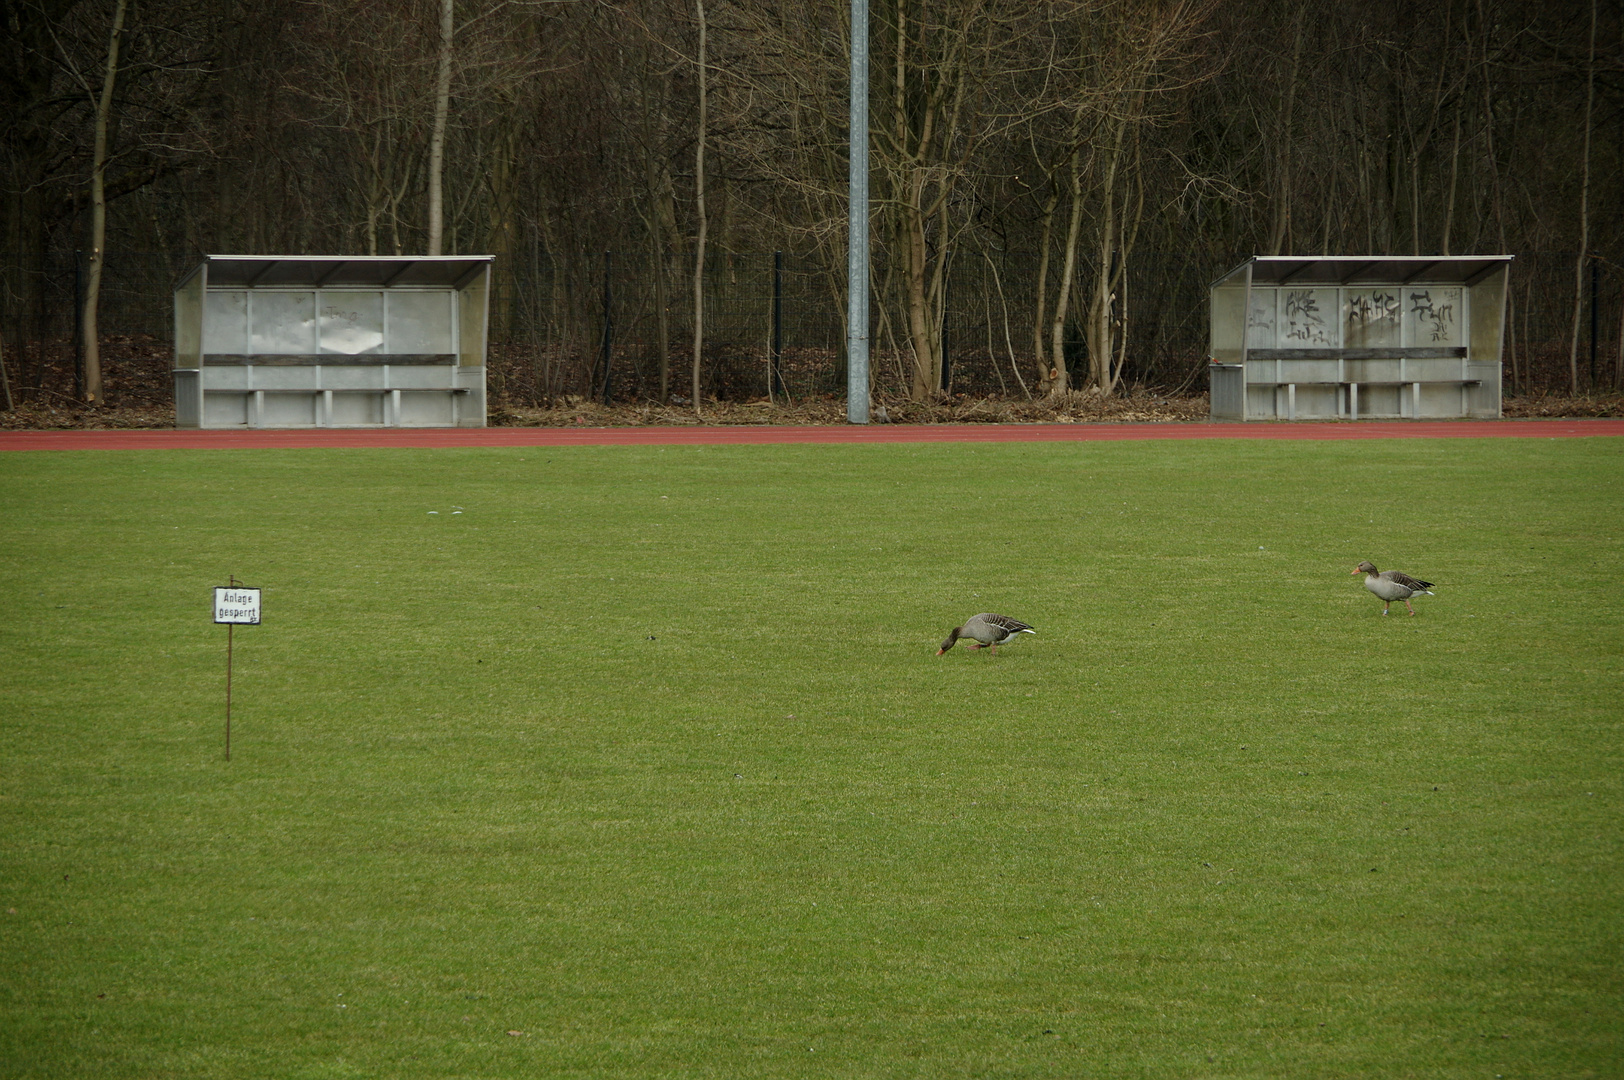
[2,0,1621,414]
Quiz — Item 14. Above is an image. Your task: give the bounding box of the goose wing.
[971,613,1035,639]
[1381,570,1434,593]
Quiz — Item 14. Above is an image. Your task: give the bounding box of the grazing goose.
[1353,561,1435,616]
[937,613,1035,654]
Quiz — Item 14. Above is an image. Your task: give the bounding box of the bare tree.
[287,1,435,254]
[1568,0,1597,394]
[3,0,1621,407]
[426,0,454,255]
[871,0,1007,399]
[1047,143,1084,394]
[1264,4,1305,256]
[691,0,708,413]
[1029,0,1212,396]
[79,0,130,405]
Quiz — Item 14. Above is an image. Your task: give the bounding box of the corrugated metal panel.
[1209,364,1245,420]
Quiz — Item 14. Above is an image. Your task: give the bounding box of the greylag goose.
[1353,561,1435,615]
[937,613,1035,654]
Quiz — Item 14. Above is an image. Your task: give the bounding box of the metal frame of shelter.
[1208,255,1512,422]
[173,255,493,429]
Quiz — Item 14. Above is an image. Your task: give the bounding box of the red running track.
[2,418,1622,452]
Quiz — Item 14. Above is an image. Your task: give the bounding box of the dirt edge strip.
[4,418,1624,452]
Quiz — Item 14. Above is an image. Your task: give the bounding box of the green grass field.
[1,436,1621,1078]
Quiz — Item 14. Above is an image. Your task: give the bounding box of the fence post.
[939,252,952,392]
[771,250,785,400]
[73,250,84,400]
[600,250,613,405]
[1590,253,1599,388]
[0,330,11,410]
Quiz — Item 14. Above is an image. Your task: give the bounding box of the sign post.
[213,577,261,761]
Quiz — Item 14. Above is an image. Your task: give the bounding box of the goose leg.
[1382,602,1391,615]
[1405,599,1417,615]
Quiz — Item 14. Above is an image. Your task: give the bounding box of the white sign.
[214,587,262,625]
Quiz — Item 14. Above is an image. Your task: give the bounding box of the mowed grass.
[0,435,1620,1079]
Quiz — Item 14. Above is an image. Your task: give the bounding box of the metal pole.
[846,0,870,424]
[1590,254,1599,388]
[225,621,233,761]
[73,251,84,400]
[0,331,13,411]
[225,573,236,762]
[601,251,614,405]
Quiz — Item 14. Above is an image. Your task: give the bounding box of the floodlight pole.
[846,0,870,424]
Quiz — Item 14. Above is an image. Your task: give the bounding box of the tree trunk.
[82,0,130,407]
[1087,119,1127,394]
[1266,6,1305,256]
[485,123,519,340]
[1104,149,1147,395]
[1476,0,1508,258]
[1031,121,1077,393]
[902,165,939,398]
[692,0,708,415]
[426,0,454,256]
[880,0,971,401]
[1440,95,1463,256]
[1031,185,1059,388]
[892,0,938,399]
[1047,146,1084,398]
[1568,0,1596,395]
[1087,195,1113,393]
[648,150,672,404]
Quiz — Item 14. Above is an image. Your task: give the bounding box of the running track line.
[3,418,1623,452]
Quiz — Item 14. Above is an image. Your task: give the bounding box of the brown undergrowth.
[1501,393,1624,418]
[488,388,1209,428]
[2,340,1620,428]
[10,391,1624,430]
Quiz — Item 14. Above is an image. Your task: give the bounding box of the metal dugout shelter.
[1208,255,1511,422]
[173,255,493,429]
